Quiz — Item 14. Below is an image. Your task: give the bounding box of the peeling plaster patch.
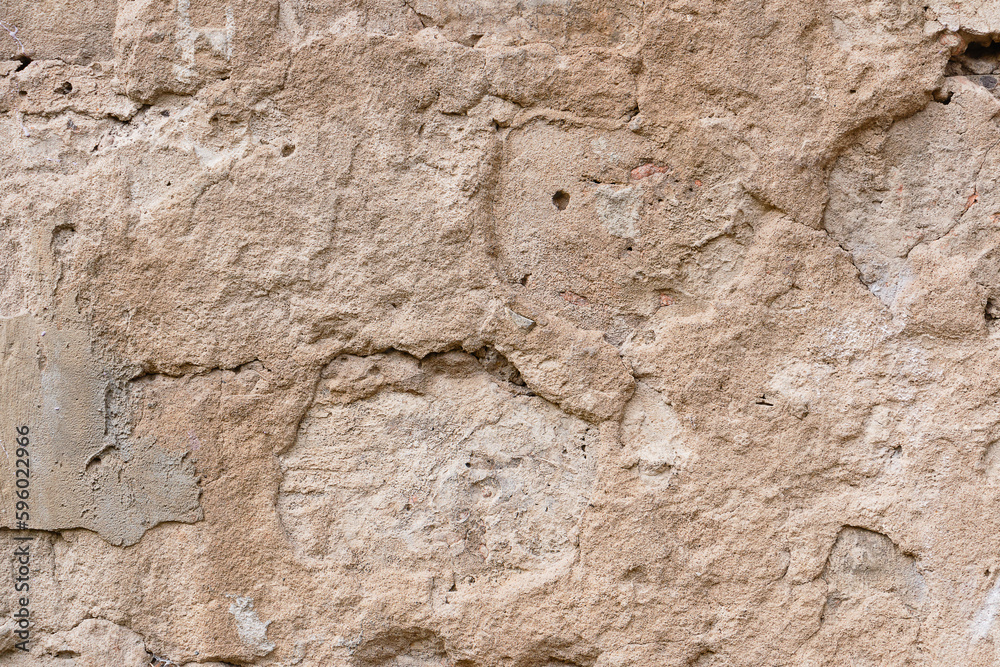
[824,527,926,609]
[174,0,234,82]
[596,185,640,239]
[589,136,620,169]
[228,596,275,656]
[278,353,597,577]
[175,0,197,83]
[621,383,694,481]
[505,306,535,331]
[865,404,894,445]
[846,243,914,309]
[0,315,201,545]
[972,577,1000,642]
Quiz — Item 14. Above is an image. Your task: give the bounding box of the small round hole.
[552,190,570,210]
[281,144,295,157]
[55,81,72,95]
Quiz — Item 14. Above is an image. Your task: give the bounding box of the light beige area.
[279,351,598,577]
[3,0,1000,664]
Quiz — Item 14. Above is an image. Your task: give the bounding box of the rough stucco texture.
[4,0,1000,665]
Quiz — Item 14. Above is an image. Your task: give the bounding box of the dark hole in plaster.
[946,36,1000,97]
[552,190,570,210]
[986,298,1000,322]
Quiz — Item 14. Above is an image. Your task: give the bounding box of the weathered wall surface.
[1,0,1000,664]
